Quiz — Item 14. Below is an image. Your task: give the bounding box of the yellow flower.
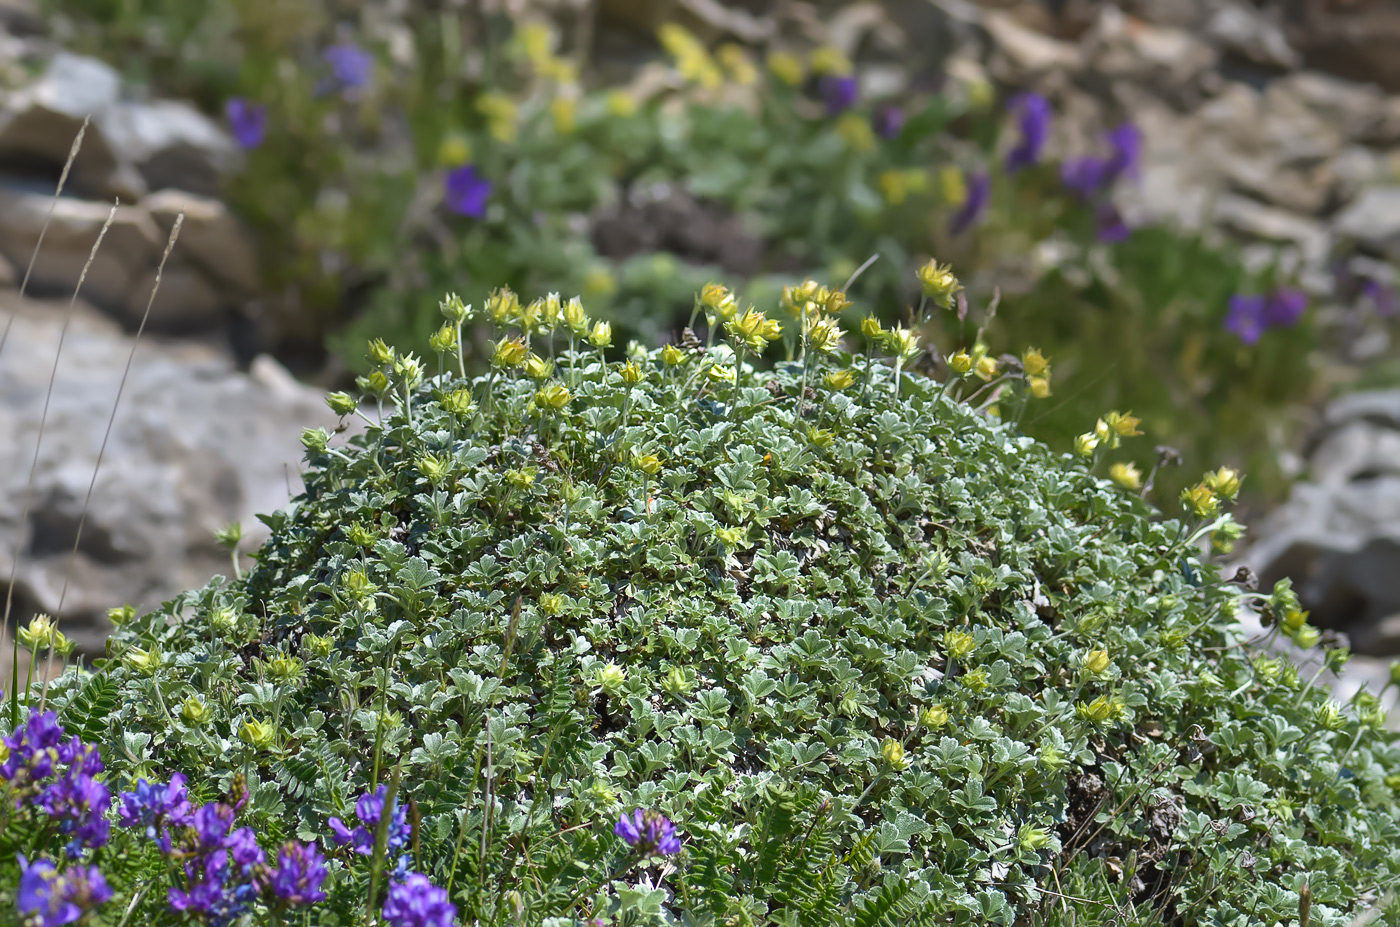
[428,323,457,354]
[17,614,55,650]
[920,704,949,728]
[539,593,565,617]
[1022,348,1050,377]
[809,45,852,76]
[442,389,474,416]
[505,467,536,489]
[123,645,163,675]
[417,453,451,483]
[880,738,909,770]
[766,50,805,86]
[878,327,921,361]
[477,93,518,144]
[717,43,758,86]
[947,351,973,375]
[108,604,137,627]
[707,364,736,384]
[824,369,857,390]
[1104,410,1142,438]
[806,316,845,353]
[619,360,644,385]
[632,453,663,476]
[940,166,967,206]
[944,629,976,660]
[514,21,554,67]
[563,297,588,335]
[1109,462,1143,491]
[587,321,612,347]
[487,287,521,324]
[726,308,783,352]
[550,96,577,134]
[658,24,723,88]
[436,133,472,167]
[536,383,571,409]
[861,316,884,340]
[1083,649,1111,676]
[835,113,875,152]
[1028,376,1051,399]
[598,662,626,693]
[1181,483,1219,519]
[523,353,552,379]
[1203,466,1242,501]
[368,338,394,365]
[1073,432,1099,457]
[180,696,211,726]
[974,355,999,381]
[917,259,962,309]
[240,719,277,750]
[1076,695,1124,724]
[699,282,739,321]
[661,344,686,366]
[605,90,637,118]
[492,337,527,368]
[966,75,994,110]
[879,170,909,205]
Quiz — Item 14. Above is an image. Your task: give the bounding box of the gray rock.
[1275,72,1400,147]
[1333,186,1400,260]
[122,263,226,332]
[1324,388,1400,431]
[0,290,341,652]
[0,250,13,288]
[1205,2,1300,70]
[1213,194,1329,258]
[1081,7,1217,108]
[982,10,1080,86]
[95,101,239,199]
[143,190,261,295]
[0,53,122,197]
[0,180,163,312]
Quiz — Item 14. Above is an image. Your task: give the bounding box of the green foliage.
[42,282,1400,926]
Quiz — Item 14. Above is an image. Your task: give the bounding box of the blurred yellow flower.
[606,90,638,118]
[1109,462,1143,491]
[717,44,758,86]
[551,96,577,134]
[436,133,472,167]
[940,166,967,207]
[766,50,805,86]
[809,45,852,76]
[477,93,518,143]
[835,113,875,152]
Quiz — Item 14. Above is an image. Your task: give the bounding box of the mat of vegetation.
[32,278,1400,926]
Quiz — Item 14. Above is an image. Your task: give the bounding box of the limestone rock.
[1333,186,1400,260]
[95,101,239,199]
[0,290,341,653]
[0,53,122,197]
[143,190,261,295]
[1205,2,1300,70]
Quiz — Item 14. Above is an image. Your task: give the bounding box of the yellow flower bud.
[606,90,637,117]
[717,43,758,85]
[1203,466,1242,502]
[492,337,527,368]
[974,355,999,382]
[487,287,521,324]
[861,316,884,340]
[598,663,626,693]
[326,391,358,416]
[1109,462,1143,491]
[824,369,857,390]
[523,353,552,380]
[809,45,852,76]
[1104,410,1142,438]
[917,260,962,309]
[1181,484,1219,519]
[550,96,576,134]
[239,719,277,750]
[699,282,738,321]
[920,704,949,728]
[442,389,474,416]
[1082,649,1111,676]
[948,351,974,375]
[1021,348,1050,377]
[180,696,211,726]
[880,738,909,770]
[1074,432,1099,457]
[661,344,686,366]
[944,629,976,660]
[107,604,137,627]
[806,317,844,354]
[620,360,644,384]
[18,614,55,650]
[368,338,394,366]
[429,323,457,354]
[123,645,163,675]
[439,292,471,323]
[587,320,613,348]
[536,383,571,409]
[940,166,967,207]
[707,364,735,384]
[505,467,536,489]
[1028,375,1051,399]
[632,453,663,476]
[563,297,588,335]
[417,453,451,483]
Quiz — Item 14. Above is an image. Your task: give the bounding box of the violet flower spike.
[382,872,459,927]
[1264,287,1308,329]
[1224,294,1268,345]
[444,165,493,218]
[614,808,682,856]
[324,42,374,92]
[225,98,268,150]
[261,841,329,907]
[820,75,859,116]
[1005,92,1052,173]
[17,856,111,927]
[950,171,991,237]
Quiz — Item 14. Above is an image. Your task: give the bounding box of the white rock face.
[0,291,341,652]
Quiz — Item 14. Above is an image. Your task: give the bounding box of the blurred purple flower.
[118,773,194,853]
[1095,203,1131,243]
[323,42,374,94]
[1225,294,1269,345]
[1364,279,1398,317]
[821,75,859,116]
[950,171,991,237]
[225,98,267,150]
[615,808,682,856]
[1060,156,1108,200]
[382,872,458,927]
[1265,288,1308,328]
[444,166,493,218]
[1005,92,1051,173]
[17,856,111,927]
[872,105,905,140]
[1104,123,1142,180]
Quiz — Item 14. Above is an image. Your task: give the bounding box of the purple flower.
[382,872,459,927]
[950,171,991,237]
[118,773,194,853]
[1060,156,1108,201]
[261,841,329,907]
[1095,203,1131,243]
[1104,123,1142,180]
[1225,294,1269,345]
[328,785,413,876]
[324,42,374,92]
[614,808,682,856]
[1,710,66,787]
[443,165,493,218]
[224,98,267,150]
[1364,279,1397,317]
[17,856,111,927]
[191,800,237,852]
[36,744,111,856]
[872,105,905,140]
[1005,93,1052,173]
[820,75,858,116]
[1264,288,1308,328]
